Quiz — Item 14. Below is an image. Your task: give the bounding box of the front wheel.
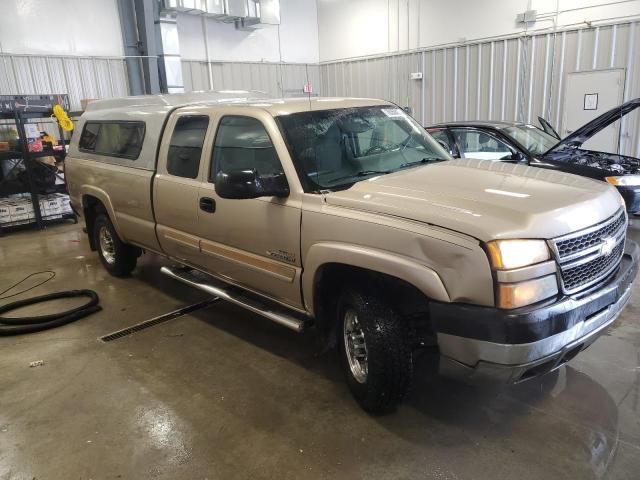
[93,213,139,277]
[337,288,413,414]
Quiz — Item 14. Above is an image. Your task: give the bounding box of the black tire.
[93,213,138,277]
[337,287,413,414]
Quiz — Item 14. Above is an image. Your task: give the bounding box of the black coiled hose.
[0,289,101,336]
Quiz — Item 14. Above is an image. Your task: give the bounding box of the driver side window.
[452,129,516,161]
[210,116,284,181]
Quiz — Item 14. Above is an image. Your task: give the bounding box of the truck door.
[196,111,303,309]
[154,111,211,265]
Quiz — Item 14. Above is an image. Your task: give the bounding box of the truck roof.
[85,91,388,116]
[70,92,391,172]
[428,120,529,129]
[85,90,270,111]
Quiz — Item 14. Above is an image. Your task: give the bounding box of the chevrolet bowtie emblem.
[600,236,617,256]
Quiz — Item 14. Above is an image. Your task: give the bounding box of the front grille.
[551,209,627,294]
[561,242,624,292]
[555,210,626,258]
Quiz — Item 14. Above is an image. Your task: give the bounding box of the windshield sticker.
[381,108,405,118]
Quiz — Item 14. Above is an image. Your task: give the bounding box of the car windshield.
[276,106,451,191]
[503,125,559,156]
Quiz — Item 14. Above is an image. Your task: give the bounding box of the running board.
[160,266,309,333]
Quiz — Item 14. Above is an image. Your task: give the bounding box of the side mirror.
[513,151,528,163]
[436,139,455,157]
[498,151,528,163]
[215,169,289,200]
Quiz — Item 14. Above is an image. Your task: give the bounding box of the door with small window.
[196,113,303,309]
[451,128,520,161]
[426,128,456,156]
[154,113,210,264]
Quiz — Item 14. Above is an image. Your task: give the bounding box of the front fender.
[302,242,450,315]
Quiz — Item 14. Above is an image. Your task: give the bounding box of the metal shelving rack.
[0,94,76,233]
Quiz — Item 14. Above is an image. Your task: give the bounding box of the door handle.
[199,197,216,213]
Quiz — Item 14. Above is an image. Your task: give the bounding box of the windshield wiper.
[398,157,444,169]
[329,170,391,185]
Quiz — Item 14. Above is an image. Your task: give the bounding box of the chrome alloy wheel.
[99,226,116,265]
[343,309,368,384]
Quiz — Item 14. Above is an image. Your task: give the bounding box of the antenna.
[305,63,312,111]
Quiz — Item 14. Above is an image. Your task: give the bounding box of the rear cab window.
[79,121,145,160]
[166,115,209,179]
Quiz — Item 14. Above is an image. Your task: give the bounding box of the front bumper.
[617,185,640,214]
[430,240,639,383]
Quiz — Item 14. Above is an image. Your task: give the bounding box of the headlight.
[605,175,640,186]
[497,275,558,309]
[486,239,550,270]
[487,239,558,309]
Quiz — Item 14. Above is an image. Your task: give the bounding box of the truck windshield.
[277,106,451,191]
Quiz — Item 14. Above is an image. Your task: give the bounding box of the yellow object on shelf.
[52,104,74,131]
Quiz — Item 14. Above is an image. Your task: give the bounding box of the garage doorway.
[562,69,626,153]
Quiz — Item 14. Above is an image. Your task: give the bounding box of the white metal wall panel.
[108,59,129,98]
[320,20,640,158]
[63,58,86,108]
[0,57,16,93]
[93,59,114,98]
[182,61,207,92]
[0,54,129,111]
[78,59,99,102]
[28,57,50,94]
[323,53,425,116]
[47,58,67,95]
[181,60,321,98]
[11,57,35,94]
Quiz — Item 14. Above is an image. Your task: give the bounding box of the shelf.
[42,211,75,221]
[0,95,72,232]
[0,190,32,196]
[0,113,54,120]
[0,148,66,161]
[0,117,67,124]
[29,149,66,159]
[0,218,37,228]
[0,212,75,230]
[0,94,71,117]
[0,151,22,160]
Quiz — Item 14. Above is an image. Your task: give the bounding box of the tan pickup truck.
[66,92,638,413]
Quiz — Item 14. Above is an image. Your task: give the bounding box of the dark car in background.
[427,98,640,213]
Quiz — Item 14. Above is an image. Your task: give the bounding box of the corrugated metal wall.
[0,54,129,111]
[181,60,322,97]
[319,21,640,158]
[2,21,638,157]
[0,54,320,109]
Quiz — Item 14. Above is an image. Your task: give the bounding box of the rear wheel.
[93,213,138,277]
[337,287,413,414]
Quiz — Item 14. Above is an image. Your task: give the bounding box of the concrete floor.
[0,221,639,480]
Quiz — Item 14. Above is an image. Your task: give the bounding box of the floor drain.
[100,298,219,342]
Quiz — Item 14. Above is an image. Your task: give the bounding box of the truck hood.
[545,97,640,154]
[324,159,622,241]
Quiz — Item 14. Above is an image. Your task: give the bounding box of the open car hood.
[544,97,640,155]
